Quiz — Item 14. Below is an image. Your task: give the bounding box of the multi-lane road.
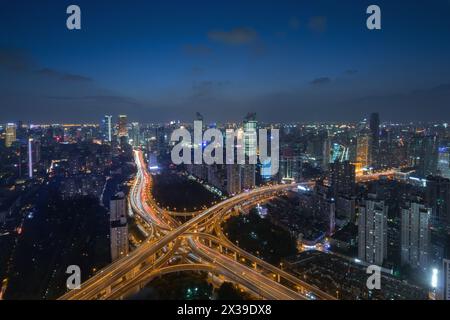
[60,150,335,300]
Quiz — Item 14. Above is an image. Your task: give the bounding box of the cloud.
[0,47,34,71]
[310,77,332,85]
[183,44,212,56]
[36,68,92,82]
[356,83,450,104]
[44,95,140,106]
[308,16,327,33]
[208,27,258,45]
[0,47,144,122]
[191,80,230,100]
[0,47,92,82]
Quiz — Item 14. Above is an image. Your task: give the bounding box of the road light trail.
[60,149,337,300]
[60,183,300,300]
[189,236,304,300]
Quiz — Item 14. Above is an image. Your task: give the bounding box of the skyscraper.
[426,176,450,230]
[279,148,302,183]
[243,113,257,159]
[118,115,128,138]
[260,159,273,181]
[110,192,129,261]
[241,164,256,190]
[15,120,25,142]
[443,259,450,300]
[102,115,113,142]
[356,134,371,170]
[5,123,17,147]
[226,164,241,196]
[369,112,380,167]
[437,147,450,179]
[27,138,40,179]
[129,122,140,147]
[358,194,388,266]
[322,136,331,171]
[419,136,438,177]
[328,160,356,197]
[401,202,431,271]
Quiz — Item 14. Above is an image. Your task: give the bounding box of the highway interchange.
[59,149,393,300]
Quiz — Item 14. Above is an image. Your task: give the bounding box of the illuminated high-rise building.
[129,122,140,147]
[426,176,450,230]
[443,259,450,300]
[243,113,257,159]
[328,160,355,196]
[438,147,450,179]
[102,115,113,142]
[27,138,40,179]
[358,194,388,266]
[401,202,431,271]
[241,164,256,190]
[322,136,331,170]
[369,112,380,167]
[118,115,128,138]
[260,159,272,181]
[5,123,17,147]
[419,136,438,177]
[330,143,349,164]
[279,147,302,183]
[409,135,438,177]
[356,134,371,170]
[110,192,129,261]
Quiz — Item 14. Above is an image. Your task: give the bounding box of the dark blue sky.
[1,0,450,123]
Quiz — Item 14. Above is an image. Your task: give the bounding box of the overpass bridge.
[59,150,335,300]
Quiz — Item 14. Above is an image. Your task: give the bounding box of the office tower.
[195,111,204,122]
[437,147,450,179]
[15,120,25,141]
[102,115,113,142]
[26,139,33,179]
[129,122,140,147]
[330,143,349,163]
[401,202,431,271]
[207,164,226,191]
[358,194,388,266]
[419,136,438,177]
[226,164,241,195]
[243,113,257,158]
[409,135,438,177]
[316,194,336,235]
[110,192,129,261]
[378,128,390,167]
[279,148,302,183]
[27,138,40,179]
[336,195,356,222]
[328,160,356,196]
[426,176,450,230]
[322,136,331,171]
[443,259,450,300]
[118,115,128,138]
[356,134,371,170]
[241,164,256,190]
[369,112,380,167]
[260,159,272,181]
[148,152,159,171]
[408,135,423,168]
[5,123,17,147]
